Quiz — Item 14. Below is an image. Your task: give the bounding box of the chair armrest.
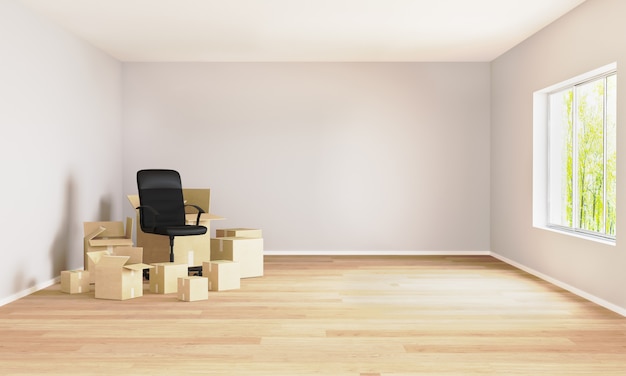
[136,205,159,231]
[184,204,205,225]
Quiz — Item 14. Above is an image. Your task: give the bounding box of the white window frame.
[533,62,617,245]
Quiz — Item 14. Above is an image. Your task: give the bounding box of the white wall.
[5,0,622,315]
[0,1,123,304]
[491,0,626,311]
[122,63,491,253]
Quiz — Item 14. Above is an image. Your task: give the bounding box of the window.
[534,64,617,243]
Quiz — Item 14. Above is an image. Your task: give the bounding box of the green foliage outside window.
[550,74,616,237]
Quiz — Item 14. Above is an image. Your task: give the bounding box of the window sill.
[539,225,616,246]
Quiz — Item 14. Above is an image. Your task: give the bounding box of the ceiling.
[19,0,587,62]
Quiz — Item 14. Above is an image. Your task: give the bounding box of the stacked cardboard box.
[83,218,134,270]
[212,228,263,278]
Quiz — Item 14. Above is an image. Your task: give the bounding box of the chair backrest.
[136,169,186,230]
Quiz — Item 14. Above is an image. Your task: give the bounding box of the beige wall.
[0,1,123,304]
[122,62,491,253]
[491,0,626,312]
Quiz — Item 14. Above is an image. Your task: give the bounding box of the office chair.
[136,169,207,274]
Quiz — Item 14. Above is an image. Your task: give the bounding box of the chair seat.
[154,225,207,237]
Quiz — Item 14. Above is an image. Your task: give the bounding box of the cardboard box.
[210,237,263,278]
[127,190,224,266]
[149,262,188,294]
[86,250,109,284]
[94,255,153,300]
[60,270,90,294]
[113,246,143,264]
[215,228,262,238]
[203,260,240,291]
[177,276,209,302]
[85,247,143,284]
[83,218,134,269]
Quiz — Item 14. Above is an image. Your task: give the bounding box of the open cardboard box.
[127,189,224,266]
[94,255,153,300]
[83,218,134,269]
[86,247,143,284]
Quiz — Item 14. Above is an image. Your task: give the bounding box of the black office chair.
[136,169,207,274]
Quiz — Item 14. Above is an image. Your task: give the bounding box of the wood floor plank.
[0,255,625,375]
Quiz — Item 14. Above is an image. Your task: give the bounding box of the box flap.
[86,250,110,264]
[185,213,225,222]
[124,263,154,271]
[84,221,126,238]
[85,226,106,241]
[98,255,130,268]
[124,217,133,238]
[89,238,134,247]
[127,194,140,209]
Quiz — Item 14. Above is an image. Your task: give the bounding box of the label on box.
[187,250,194,266]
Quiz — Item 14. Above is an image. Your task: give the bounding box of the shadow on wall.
[12,265,37,295]
[49,175,75,277]
[99,195,112,222]
[11,175,75,294]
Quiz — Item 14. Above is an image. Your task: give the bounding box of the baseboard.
[490,252,626,317]
[263,250,491,256]
[0,276,60,307]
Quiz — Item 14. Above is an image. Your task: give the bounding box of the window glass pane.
[537,64,616,242]
[606,74,617,235]
[576,78,605,233]
[548,89,573,227]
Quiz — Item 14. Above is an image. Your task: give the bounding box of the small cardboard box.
[127,191,225,266]
[203,260,240,291]
[83,218,134,269]
[94,255,153,300]
[150,262,188,294]
[60,270,90,294]
[215,228,262,238]
[177,276,209,302]
[86,247,143,284]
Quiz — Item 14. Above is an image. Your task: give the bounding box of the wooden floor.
[1,256,625,375]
